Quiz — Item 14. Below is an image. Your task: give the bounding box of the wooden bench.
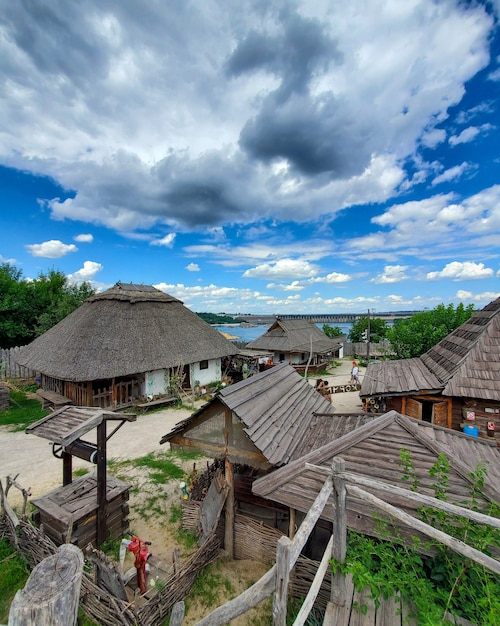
[135,395,178,414]
[36,389,73,410]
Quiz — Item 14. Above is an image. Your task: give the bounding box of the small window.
[279,354,285,362]
[200,360,208,370]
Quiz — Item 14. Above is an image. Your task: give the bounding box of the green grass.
[0,389,48,431]
[0,539,30,621]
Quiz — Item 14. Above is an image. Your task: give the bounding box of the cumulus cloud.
[266,280,304,291]
[74,233,94,243]
[243,259,318,279]
[449,124,493,146]
[427,261,494,281]
[431,162,476,186]
[150,233,176,247]
[372,265,409,284]
[26,240,78,258]
[186,263,200,272]
[0,1,493,231]
[310,272,351,284]
[66,260,103,285]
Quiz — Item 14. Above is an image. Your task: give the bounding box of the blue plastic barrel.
[463,425,479,437]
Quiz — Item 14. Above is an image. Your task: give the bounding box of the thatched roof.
[253,411,500,543]
[361,296,500,401]
[161,363,336,466]
[246,318,343,354]
[14,282,236,382]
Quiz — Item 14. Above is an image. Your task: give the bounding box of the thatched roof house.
[15,282,236,409]
[253,410,500,549]
[245,318,343,373]
[360,297,500,439]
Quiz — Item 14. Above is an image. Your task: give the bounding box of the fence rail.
[0,346,37,380]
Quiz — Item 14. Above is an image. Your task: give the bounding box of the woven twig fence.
[1,505,221,626]
[183,500,334,610]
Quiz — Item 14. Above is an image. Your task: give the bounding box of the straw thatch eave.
[14,283,236,382]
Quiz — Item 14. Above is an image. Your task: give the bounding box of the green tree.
[322,323,344,338]
[0,263,95,348]
[348,316,389,343]
[387,302,475,359]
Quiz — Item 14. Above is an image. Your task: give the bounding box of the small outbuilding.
[14,282,237,409]
[245,318,343,374]
[360,296,500,440]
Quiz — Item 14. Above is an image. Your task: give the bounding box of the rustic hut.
[160,363,378,555]
[360,296,500,439]
[253,410,500,552]
[245,318,344,373]
[14,282,237,409]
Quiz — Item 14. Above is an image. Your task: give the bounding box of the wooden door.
[405,397,422,420]
[433,400,449,428]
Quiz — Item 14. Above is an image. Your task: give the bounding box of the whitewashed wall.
[142,369,169,398]
[191,358,221,387]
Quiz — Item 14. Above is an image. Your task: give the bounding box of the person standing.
[351,362,359,384]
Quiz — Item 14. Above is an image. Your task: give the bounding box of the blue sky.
[1,1,499,314]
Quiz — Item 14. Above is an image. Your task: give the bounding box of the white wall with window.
[191,358,222,387]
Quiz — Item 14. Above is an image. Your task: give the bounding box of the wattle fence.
[0,346,37,380]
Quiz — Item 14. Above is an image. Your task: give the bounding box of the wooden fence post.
[331,457,347,606]
[273,535,292,626]
[8,543,84,626]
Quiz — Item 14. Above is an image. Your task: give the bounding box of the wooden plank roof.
[246,318,343,354]
[161,363,335,466]
[253,411,500,543]
[361,296,500,401]
[14,282,237,381]
[26,405,136,445]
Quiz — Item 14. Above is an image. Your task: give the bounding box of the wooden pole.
[289,507,296,540]
[62,451,72,486]
[96,420,107,547]
[273,536,292,626]
[331,458,347,606]
[8,544,84,626]
[224,407,234,559]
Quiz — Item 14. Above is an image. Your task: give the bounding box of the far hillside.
[196,312,245,324]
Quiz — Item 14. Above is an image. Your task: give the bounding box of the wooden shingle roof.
[253,411,500,543]
[14,282,236,382]
[161,363,335,466]
[361,297,500,401]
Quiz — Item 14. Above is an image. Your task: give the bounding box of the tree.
[322,323,344,338]
[0,263,96,348]
[348,316,389,343]
[387,302,475,359]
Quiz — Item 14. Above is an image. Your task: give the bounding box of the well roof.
[361,296,500,401]
[14,282,236,382]
[246,318,343,354]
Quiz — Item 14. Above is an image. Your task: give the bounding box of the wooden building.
[253,410,500,550]
[14,282,237,409]
[360,297,500,440]
[245,318,344,373]
[160,363,377,556]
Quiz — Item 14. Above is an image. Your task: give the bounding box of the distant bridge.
[238,311,418,324]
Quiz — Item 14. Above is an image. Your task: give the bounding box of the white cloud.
[74,233,94,243]
[310,272,351,284]
[421,128,446,149]
[266,281,304,291]
[0,1,493,231]
[185,263,200,272]
[427,261,494,281]
[449,124,493,146]
[243,259,319,279]
[372,265,409,284]
[150,233,176,247]
[26,240,78,258]
[66,260,103,284]
[431,162,475,186]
